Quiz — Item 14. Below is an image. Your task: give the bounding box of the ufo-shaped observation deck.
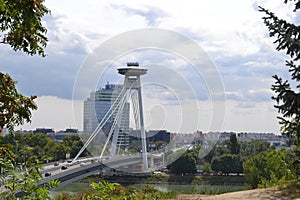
[118,62,147,76]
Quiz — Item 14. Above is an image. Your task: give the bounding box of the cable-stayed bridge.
[39,63,174,185]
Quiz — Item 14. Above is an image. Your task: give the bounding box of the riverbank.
[51,182,246,196]
[82,173,246,186]
[176,186,300,199]
[50,174,300,199]
[50,182,300,199]
[50,174,249,198]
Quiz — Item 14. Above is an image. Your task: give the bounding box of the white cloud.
[3,0,296,133]
[223,100,280,133]
[18,96,83,131]
[42,0,296,58]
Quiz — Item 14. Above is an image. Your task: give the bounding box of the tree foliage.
[203,142,230,163]
[211,154,243,175]
[229,134,240,154]
[53,180,176,200]
[259,0,300,145]
[1,133,89,163]
[0,0,50,56]
[0,73,37,133]
[0,1,52,198]
[167,148,198,174]
[0,146,59,199]
[239,140,270,157]
[0,0,50,132]
[0,133,90,198]
[243,149,298,188]
[62,135,86,158]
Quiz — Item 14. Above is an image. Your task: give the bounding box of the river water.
[50,182,247,197]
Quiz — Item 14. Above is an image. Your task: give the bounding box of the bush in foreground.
[53,180,177,200]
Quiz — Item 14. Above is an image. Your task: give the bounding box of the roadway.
[40,147,188,186]
[40,154,153,186]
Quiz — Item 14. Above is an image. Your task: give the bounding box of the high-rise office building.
[83,82,130,147]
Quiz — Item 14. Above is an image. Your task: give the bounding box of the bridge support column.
[150,155,154,168]
[118,63,148,172]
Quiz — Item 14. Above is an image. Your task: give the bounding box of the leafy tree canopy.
[229,134,240,154]
[0,1,51,198]
[167,148,199,174]
[211,154,243,175]
[0,0,50,56]
[243,149,298,188]
[0,1,50,133]
[0,73,37,133]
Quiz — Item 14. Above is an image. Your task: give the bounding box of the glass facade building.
[83,83,130,147]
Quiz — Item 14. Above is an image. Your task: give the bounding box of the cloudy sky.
[1,0,298,133]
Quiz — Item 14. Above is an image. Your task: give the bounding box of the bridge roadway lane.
[41,161,102,186]
[40,154,154,186]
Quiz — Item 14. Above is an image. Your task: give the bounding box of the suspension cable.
[72,86,127,162]
[131,91,140,129]
[99,89,128,159]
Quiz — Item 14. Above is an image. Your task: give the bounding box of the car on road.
[44,172,51,177]
[61,165,68,170]
[54,162,59,166]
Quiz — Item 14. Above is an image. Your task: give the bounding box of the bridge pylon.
[114,62,148,172]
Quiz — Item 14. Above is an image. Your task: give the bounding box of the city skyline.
[1,0,297,133]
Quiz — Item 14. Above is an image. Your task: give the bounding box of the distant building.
[129,130,170,144]
[147,130,171,143]
[170,133,194,145]
[47,128,79,142]
[33,128,54,135]
[83,82,130,148]
[218,132,235,141]
[64,128,78,133]
[237,132,249,142]
[193,130,204,141]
